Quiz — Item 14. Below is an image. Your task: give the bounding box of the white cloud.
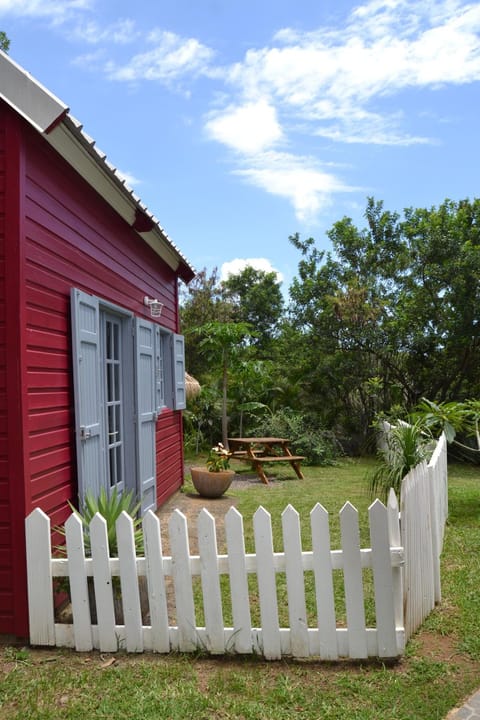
[234,151,357,223]
[115,168,141,188]
[205,99,283,154]
[219,0,480,141]
[71,18,139,45]
[104,30,214,83]
[0,0,91,20]
[200,0,480,220]
[221,258,284,283]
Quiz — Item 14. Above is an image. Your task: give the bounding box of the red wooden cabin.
[0,51,195,638]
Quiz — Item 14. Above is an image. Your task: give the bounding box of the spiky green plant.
[368,420,432,501]
[57,487,143,556]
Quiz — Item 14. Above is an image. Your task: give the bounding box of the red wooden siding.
[0,108,186,636]
[0,117,11,631]
[22,123,184,521]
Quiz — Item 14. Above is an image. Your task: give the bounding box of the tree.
[190,321,254,446]
[222,266,284,356]
[0,31,10,53]
[180,267,232,379]
[288,197,480,444]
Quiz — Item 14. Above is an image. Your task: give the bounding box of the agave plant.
[368,420,432,501]
[55,487,146,624]
[57,486,143,556]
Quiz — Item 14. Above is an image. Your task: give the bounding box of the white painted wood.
[310,503,338,659]
[116,512,143,652]
[65,513,92,651]
[168,510,197,651]
[198,509,225,654]
[428,433,448,603]
[25,509,55,646]
[90,513,117,652]
[282,505,309,658]
[225,507,252,654]
[254,506,281,660]
[340,502,367,659]
[369,500,398,657]
[387,490,404,632]
[401,461,436,639]
[143,510,170,652]
[29,436,450,664]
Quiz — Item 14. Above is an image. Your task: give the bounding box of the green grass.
[1,458,480,719]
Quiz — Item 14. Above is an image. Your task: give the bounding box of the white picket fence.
[24,432,448,659]
[401,432,448,638]
[25,497,405,660]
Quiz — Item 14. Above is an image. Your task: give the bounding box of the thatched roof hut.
[185,372,201,400]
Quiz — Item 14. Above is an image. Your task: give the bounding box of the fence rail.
[26,498,405,660]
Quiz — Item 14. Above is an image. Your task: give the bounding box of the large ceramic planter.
[190,467,234,498]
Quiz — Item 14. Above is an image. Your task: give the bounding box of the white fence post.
[143,510,170,653]
[90,513,117,652]
[340,502,367,659]
[169,509,197,652]
[310,503,338,660]
[225,507,252,654]
[198,509,225,654]
[254,506,281,660]
[117,512,143,652]
[282,504,309,658]
[387,489,404,638]
[25,508,55,646]
[369,499,398,657]
[65,512,92,651]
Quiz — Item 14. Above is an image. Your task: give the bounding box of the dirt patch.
[156,472,263,554]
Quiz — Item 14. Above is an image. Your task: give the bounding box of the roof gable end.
[0,50,195,283]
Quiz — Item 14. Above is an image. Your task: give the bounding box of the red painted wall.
[0,103,186,636]
[0,113,11,631]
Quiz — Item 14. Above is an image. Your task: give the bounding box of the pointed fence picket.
[25,498,406,660]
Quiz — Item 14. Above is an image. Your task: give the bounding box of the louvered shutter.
[173,334,186,410]
[70,288,104,508]
[135,317,157,514]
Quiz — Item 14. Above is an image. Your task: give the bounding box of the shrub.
[252,408,342,466]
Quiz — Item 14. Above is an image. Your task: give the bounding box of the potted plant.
[190,443,235,498]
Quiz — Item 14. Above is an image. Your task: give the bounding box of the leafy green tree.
[288,197,480,445]
[0,31,10,53]
[222,266,284,356]
[190,321,254,446]
[180,267,232,379]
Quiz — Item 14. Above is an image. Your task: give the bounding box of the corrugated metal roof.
[0,49,196,283]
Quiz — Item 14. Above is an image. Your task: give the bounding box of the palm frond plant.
[368,419,432,501]
[411,398,470,445]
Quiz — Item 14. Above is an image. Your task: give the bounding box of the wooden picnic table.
[227,437,305,485]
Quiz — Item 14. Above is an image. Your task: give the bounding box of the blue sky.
[1,0,480,290]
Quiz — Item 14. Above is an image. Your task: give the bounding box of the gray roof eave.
[0,50,196,283]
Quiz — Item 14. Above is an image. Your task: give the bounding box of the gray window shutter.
[70,288,104,508]
[173,333,186,410]
[135,317,157,515]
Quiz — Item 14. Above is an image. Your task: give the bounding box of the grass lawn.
[1,459,480,719]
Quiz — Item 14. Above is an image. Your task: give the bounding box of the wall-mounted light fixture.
[144,296,164,318]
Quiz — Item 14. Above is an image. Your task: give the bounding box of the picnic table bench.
[227,437,305,485]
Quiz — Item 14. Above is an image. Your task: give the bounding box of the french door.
[102,312,127,497]
[71,288,185,514]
